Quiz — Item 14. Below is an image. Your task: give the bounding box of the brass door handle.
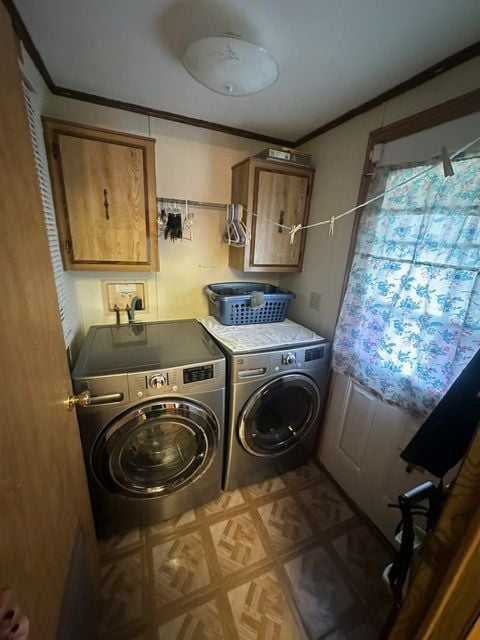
[65,390,91,410]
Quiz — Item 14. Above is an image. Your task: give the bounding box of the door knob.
[65,390,91,410]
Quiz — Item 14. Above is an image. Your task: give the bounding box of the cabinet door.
[58,134,147,264]
[252,168,309,268]
[44,118,158,272]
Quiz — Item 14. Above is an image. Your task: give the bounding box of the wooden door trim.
[369,87,480,147]
[338,86,480,314]
[387,425,480,639]
[414,507,480,639]
[42,116,155,144]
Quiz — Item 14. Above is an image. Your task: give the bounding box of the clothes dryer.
[199,318,330,490]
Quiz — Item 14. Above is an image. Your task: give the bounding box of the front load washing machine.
[199,318,330,490]
[72,320,225,537]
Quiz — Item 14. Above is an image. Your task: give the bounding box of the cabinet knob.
[278,210,285,233]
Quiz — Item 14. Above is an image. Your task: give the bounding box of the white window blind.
[23,80,74,347]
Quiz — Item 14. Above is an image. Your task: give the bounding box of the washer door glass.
[239,374,320,456]
[94,401,217,496]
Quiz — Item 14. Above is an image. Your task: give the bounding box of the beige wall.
[44,96,280,335]
[281,56,480,340]
[25,47,480,342]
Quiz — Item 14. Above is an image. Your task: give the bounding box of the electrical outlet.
[103,281,147,312]
[309,291,321,311]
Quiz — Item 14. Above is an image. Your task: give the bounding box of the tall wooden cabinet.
[43,118,158,271]
[229,157,314,272]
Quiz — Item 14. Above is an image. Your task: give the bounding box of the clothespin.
[441,146,454,177]
[289,224,302,245]
[328,216,335,237]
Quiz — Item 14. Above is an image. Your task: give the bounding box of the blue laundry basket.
[205,282,295,325]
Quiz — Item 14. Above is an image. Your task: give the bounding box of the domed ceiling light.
[182,34,278,96]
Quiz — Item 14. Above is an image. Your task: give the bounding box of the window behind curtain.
[333,154,480,420]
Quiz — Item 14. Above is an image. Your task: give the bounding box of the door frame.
[386,423,480,639]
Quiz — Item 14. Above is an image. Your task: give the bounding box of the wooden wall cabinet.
[43,118,158,271]
[229,157,314,272]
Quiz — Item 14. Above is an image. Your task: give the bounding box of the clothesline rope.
[246,133,480,241]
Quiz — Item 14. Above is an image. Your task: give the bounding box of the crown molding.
[4,0,480,149]
[3,0,55,91]
[294,40,480,146]
[52,85,294,146]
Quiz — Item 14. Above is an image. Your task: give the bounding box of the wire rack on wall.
[157,197,226,211]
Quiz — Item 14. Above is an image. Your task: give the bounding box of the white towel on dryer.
[197,316,323,353]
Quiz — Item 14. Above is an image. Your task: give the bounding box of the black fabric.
[401,349,480,477]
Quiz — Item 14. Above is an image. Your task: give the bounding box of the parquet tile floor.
[98,459,393,640]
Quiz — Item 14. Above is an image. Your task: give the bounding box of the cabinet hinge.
[51,142,59,159]
[65,240,71,254]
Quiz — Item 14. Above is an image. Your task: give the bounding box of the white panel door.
[318,114,477,541]
[318,373,444,540]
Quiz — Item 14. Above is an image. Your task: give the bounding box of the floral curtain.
[333,154,480,420]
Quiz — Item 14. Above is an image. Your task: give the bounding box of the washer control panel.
[127,360,225,399]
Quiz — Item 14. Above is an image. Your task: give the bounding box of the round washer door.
[238,374,321,457]
[93,400,218,497]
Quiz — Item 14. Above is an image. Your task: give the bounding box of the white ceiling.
[15,0,480,141]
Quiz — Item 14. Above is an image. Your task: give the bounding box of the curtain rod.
[157,197,226,211]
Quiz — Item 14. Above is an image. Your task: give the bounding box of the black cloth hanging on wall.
[401,349,480,477]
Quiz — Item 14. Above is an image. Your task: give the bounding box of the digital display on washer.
[305,347,324,362]
[183,364,214,384]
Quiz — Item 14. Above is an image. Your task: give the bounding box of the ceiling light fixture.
[182,34,278,97]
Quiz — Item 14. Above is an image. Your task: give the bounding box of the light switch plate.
[102,281,147,312]
[309,291,321,311]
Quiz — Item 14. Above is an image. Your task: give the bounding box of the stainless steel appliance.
[223,340,330,490]
[71,320,225,537]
